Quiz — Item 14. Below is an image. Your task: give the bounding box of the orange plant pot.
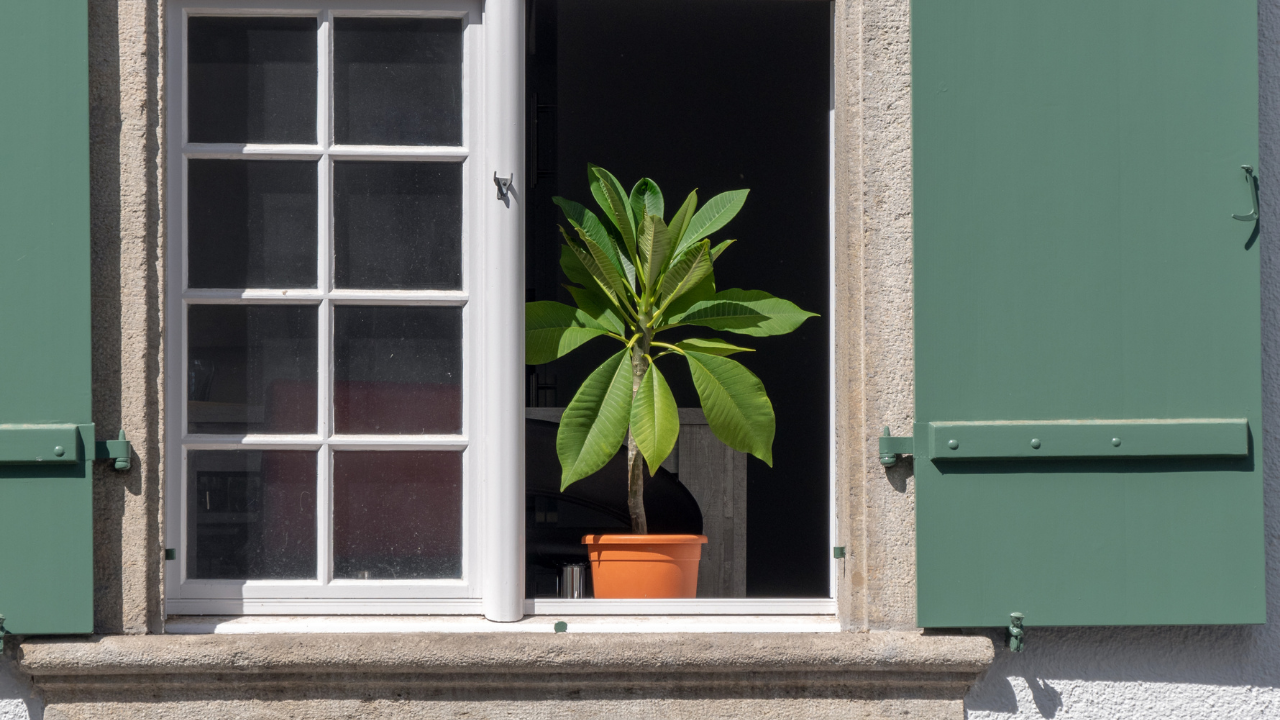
[582,534,708,599]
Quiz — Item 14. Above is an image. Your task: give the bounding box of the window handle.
[1232,165,1259,222]
[494,172,514,201]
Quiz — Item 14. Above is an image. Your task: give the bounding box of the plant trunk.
[627,331,651,534]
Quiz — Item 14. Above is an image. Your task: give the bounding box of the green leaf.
[559,240,595,287]
[668,289,818,337]
[674,338,754,356]
[636,216,672,290]
[590,165,637,258]
[674,189,748,257]
[553,196,614,251]
[525,301,611,365]
[557,349,636,488]
[566,284,626,335]
[629,178,664,226]
[666,190,697,249]
[630,362,679,475]
[710,239,735,261]
[660,269,715,322]
[684,351,775,465]
[573,225,632,304]
[565,236,624,308]
[658,240,713,308]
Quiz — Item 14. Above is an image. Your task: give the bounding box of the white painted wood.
[479,0,526,623]
[165,0,507,614]
[165,613,840,634]
[529,599,837,615]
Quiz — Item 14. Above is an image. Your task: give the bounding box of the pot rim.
[581,534,708,545]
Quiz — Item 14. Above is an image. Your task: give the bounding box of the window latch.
[878,426,914,467]
[494,171,514,201]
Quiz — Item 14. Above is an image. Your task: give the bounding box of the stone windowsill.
[16,631,994,695]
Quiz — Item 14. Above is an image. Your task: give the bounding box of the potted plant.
[525,165,817,598]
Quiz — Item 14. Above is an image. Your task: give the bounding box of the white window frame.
[164,0,836,621]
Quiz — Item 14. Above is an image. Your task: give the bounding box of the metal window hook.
[1233,165,1259,222]
[494,172,514,201]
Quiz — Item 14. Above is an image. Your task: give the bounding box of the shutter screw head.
[53,446,65,457]
[1112,437,1122,447]
[1030,438,1041,449]
[947,439,959,450]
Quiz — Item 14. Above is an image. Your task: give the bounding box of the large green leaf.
[637,216,673,290]
[658,240,712,308]
[565,235,624,309]
[666,190,697,249]
[710,239,735,261]
[660,269,715,323]
[559,241,595,287]
[553,196,613,250]
[526,301,611,365]
[629,178,664,226]
[566,284,626,335]
[668,289,817,337]
[630,362,679,475]
[590,165,637,258]
[574,226,633,304]
[674,189,748,257]
[557,349,636,487]
[684,351,775,465]
[674,338,754,356]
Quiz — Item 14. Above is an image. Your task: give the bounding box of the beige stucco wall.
[5,0,997,717]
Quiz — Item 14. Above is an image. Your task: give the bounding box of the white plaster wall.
[965,1,1280,718]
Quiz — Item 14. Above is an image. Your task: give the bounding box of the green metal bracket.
[832,546,846,559]
[553,621,567,633]
[925,419,1247,461]
[1007,613,1025,652]
[94,429,132,471]
[879,426,915,467]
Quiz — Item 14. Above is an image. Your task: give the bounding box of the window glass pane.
[334,306,462,434]
[188,17,317,144]
[333,451,462,579]
[188,305,318,434]
[188,450,316,579]
[333,18,462,146]
[188,160,317,289]
[333,162,462,290]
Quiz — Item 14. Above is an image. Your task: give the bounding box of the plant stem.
[626,318,653,534]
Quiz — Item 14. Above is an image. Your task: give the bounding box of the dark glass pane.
[333,451,462,579]
[188,450,316,579]
[333,162,462,289]
[188,160,317,289]
[333,18,462,146]
[333,306,461,434]
[188,17,316,144]
[188,305,317,434]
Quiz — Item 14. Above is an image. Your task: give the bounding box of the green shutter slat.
[0,0,93,634]
[913,1,1263,627]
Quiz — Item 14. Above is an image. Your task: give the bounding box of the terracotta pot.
[582,534,708,598]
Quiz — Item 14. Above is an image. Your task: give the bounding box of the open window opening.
[523,0,834,603]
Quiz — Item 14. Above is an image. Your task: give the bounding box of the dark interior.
[524,0,832,597]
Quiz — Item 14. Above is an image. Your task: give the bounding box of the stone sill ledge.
[18,631,993,688]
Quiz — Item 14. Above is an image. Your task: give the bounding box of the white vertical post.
[481,0,526,622]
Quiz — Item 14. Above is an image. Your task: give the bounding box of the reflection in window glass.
[333,18,463,146]
[188,160,317,289]
[188,17,317,144]
[188,450,316,579]
[333,451,463,579]
[187,305,317,434]
[333,306,462,434]
[333,161,463,290]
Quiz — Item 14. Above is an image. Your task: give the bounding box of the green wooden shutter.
[0,0,93,634]
[913,2,1262,627]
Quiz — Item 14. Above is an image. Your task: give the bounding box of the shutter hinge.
[1007,612,1026,652]
[879,426,914,467]
[94,429,132,471]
